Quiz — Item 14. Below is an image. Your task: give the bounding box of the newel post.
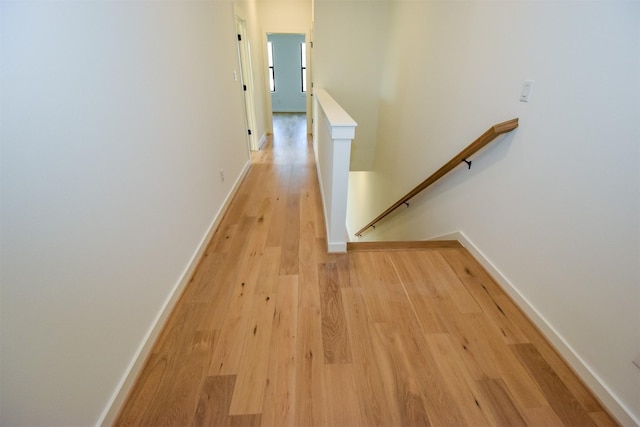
[313,89,357,253]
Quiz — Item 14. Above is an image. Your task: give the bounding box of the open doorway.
[267,33,307,116]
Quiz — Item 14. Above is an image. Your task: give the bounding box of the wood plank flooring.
[115,113,617,426]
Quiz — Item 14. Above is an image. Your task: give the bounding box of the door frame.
[262,31,312,135]
[235,15,259,151]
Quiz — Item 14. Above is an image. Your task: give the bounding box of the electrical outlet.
[219,169,225,183]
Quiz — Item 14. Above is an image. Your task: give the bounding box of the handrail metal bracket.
[404,202,410,207]
[462,159,472,169]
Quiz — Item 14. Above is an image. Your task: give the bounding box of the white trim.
[97,160,252,427]
[327,241,347,253]
[258,131,268,150]
[429,231,638,427]
[314,89,357,131]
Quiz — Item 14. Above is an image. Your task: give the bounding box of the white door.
[235,16,258,151]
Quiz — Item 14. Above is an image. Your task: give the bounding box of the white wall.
[0,1,249,425]
[268,33,307,113]
[353,1,640,423]
[313,0,389,170]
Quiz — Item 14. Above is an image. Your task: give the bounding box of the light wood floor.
[115,113,617,426]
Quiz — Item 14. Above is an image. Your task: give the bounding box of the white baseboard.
[327,241,347,253]
[258,131,268,150]
[97,160,252,427]
[430,231,637,427]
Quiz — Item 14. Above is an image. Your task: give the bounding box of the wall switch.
[520,80,534,102]
[219,169,225,183]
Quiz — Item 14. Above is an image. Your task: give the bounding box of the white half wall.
[352,1,639,424]
[0,1,250,425]
[314,89,357,253]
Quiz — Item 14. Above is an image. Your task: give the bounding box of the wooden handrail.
[354,118,519,237]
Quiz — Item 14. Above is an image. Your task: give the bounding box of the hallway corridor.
[115,113,616,426]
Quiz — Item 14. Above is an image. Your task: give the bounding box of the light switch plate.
[520,80,534,102]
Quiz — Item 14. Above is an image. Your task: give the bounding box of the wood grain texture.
[294,308,327,427]
[511,343,598,426]
[476,378,528,426]
[193,375,236,427]
[318,262,352,364]
[114,114,617,427]
[227,414,261,427]
[440,247,530,343]
[228,293,276,415]
[425,333,492,426]
[341,288,394,426]
[324,364,362,427]
[260,275,298,427]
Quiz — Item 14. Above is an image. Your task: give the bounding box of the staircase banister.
[355,118,518,237]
